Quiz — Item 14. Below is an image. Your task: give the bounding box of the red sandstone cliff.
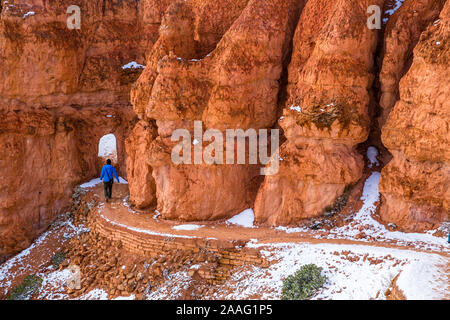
[379,0,450,231]
[127,0,448,228]
[254,0,381,225]
[127,0,304,221]
[0,0,171,260]
[1,0,449,260]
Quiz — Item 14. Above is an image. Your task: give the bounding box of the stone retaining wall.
[91,212,270,284]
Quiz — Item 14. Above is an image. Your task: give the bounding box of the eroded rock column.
[379,1,450,231]
[255,0,382,225]
[0,0,166,259]
[128,0,304,220]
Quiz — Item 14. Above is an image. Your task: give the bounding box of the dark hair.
[106,159,111,165]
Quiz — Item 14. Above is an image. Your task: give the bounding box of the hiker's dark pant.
[103,181,113,199]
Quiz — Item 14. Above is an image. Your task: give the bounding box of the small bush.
[281,264,327,300]
[51,251,66,269]
[7,274,43,300]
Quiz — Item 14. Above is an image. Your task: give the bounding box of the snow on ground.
[0,231,54,296]
[396,260,448,300]
[227,209,255,228]
[122,61,145,70]
[172,224,204,231]
[275,171,448,253]
[23,11,35,19]
[79,288,108,300]
[118,177,128,184]
[79,178,102,188]
[367,146,379,168]
[212,242,448,300]
[0,213,86,297]
[275,225,309,234]
[99,214,201,239]
[98,133,117,162]
[122,195,138,215]
[37,268,72,300]
[76,288,135,300]
[79,177,128,188]
[146,270,192,300]
[327,172,448,252]
[3,172,447,300]
[289,105,302,113]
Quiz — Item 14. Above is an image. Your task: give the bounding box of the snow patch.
[172,224,204,231]
[367,146,380,168]
[79,178,102,188]
[275,225,309,234]
[223,242,447,300]
[79,177,128,188]
[118,177,128,184]
[122,61,145,70]
[396,260,447,300]
[37,269,72,300]
[100,214,200,239]
[290,105,302,113]
[328,172,448,251]
[227,209,255,228]
[79,288,109,300]
[146,270,192,300]
[23,11,35,19]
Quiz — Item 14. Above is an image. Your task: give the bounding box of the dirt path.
[96,184,449,257]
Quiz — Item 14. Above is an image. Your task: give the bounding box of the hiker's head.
[106,159,111,165]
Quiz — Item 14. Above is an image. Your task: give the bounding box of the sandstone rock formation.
[129,0,449,229]
[125,120,158,209]
[0,0,170,260]
[1,0,449,261]
[379,1,450,231]
[254,0,382,225]
[378,0,446,127]
[127,0,304,220]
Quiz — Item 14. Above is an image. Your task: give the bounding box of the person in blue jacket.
[100,159,120,202]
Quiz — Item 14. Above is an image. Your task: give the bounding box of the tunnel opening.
[98,133,118,164]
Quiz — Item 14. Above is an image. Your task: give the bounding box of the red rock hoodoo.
[379,0,450,231]
[254,0,381,225]
[127,0,304,221]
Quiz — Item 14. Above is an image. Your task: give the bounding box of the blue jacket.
[100,164,119,183]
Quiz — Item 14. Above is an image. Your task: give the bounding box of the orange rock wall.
[127,0,449,230]
[0,0,171,259]
[1,0,449,260]
[254,0,381,225]
[379,1,450,231]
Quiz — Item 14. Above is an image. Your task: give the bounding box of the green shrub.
[51,251,66,269]
[281,264,327,300]
[7,274,43,300]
